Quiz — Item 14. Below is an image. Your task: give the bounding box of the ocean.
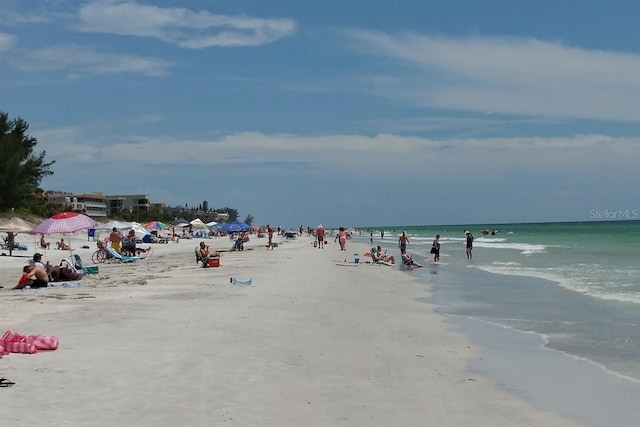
[355,220,640,383]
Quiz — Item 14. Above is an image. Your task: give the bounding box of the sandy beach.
[0,233,580,426]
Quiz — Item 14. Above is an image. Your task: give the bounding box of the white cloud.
[76,1,296,48]
[347,32,640,122]
[14,44,171,76]
[35,127,639,177]
[0,33,17,51]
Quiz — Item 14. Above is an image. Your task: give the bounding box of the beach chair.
[195,247,206,267]
[59,256,86,280]
[106,246,142,263]
[369,247,395,267]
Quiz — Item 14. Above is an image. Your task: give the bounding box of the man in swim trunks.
[316,225,325,249]
[465,231,474,259]
[398,231,409,252]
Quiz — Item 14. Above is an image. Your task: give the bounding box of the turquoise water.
[354,220,640,381]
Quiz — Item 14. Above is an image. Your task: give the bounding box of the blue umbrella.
[219,221,251,233]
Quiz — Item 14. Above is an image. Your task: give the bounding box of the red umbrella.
[33,212,97,235]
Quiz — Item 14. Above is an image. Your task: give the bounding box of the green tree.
[244,214,254,226]
[217,207,238,222]
[0,112,55,212]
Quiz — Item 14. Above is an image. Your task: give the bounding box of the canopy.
[218,221,251,233]
[0,217,35,234]
[171,217,190,227]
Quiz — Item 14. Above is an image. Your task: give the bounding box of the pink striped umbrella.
[33,212,97,235]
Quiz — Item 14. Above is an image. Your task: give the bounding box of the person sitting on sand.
[57,238,70,250]
[375,245,396,265]
[371,247,395,266]
[199,241,221,266]
[40,234,51,250]
[12,265,49,289]
[30,252,62,281]
[401,248,423,268]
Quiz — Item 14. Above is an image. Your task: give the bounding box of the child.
[17,265,33,287]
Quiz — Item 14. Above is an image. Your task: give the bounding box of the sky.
[2,0,640,228]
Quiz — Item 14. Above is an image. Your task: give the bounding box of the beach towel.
[0,330,59,354]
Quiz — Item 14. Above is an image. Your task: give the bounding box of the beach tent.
[123,222,151,240]
[96,220,132,231]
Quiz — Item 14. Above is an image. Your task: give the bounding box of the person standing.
[465,231,474,259]
[431,234,441,262]
[110,227,122,253]
[316,225,325,249]
[337,227,347,251]
[369,230,373,244]
[267,224,274,250]
[123,229,137,256]
[398,231,410,252]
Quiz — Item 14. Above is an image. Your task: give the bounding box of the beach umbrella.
[33,212,97,235]
[190,218,207,229]
[0,217,35,234]
[219,221,251,233]
[0,217,35,256]
[144,220,167,229]
[206,221,218,227]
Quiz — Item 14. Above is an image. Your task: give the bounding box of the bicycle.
[91,242,112,264]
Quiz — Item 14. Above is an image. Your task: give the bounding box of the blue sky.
[2,0,640,228]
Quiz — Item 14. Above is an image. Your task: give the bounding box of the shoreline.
[0,233,581,426]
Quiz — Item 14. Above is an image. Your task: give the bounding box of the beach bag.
[430,246,437,254]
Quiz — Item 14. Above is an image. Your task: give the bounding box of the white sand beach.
[0,233,580,426]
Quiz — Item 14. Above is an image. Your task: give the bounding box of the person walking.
[337,227,347,251]
[398,231,410,252]
[465,231,474,259]
[316,225,325,249]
